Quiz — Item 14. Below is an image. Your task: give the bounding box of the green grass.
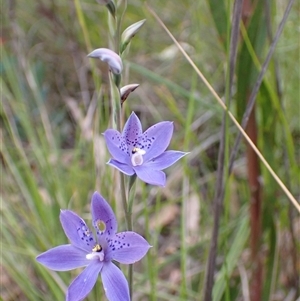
[1,0,299,300]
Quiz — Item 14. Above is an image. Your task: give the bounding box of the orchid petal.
[60,210,95,252]
[107,159,135,175]
[66,262,103,301]
[145,150,188,170]
[101,262,130,301]
[103,129,130,164]
[36,245,90,271]
[107,232,151,264]
[134,166,166,186]
[122,112,143,151]
[141,121,174,162]
[91,192,118,241]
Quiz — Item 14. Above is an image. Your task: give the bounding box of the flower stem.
[115,0,128,52]
[119,173,129,228]
[127,175,137,225]
[127,177,136,299]
[110,58,135,300]
[109,71,131,228]
[109,2,135,298]
[128,261,133,299]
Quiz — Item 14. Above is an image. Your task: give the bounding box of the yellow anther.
[132,147,140,153]
[92,244,102,252]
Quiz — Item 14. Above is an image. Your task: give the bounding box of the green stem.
[108,2,135,299]
[110,74,132,231]
[115,0,128,53]
[127,175,137,225]
[108,60,134,298]
[142,187,156,301]
[111,78,134,299]
[127,177,136,299]
[119,173,129,227]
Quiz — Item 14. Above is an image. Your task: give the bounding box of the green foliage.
[1,0,299,300]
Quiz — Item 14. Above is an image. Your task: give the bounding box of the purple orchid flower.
[36,192,150,301]
[103,112,188,186]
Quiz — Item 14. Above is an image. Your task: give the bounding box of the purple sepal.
[134,166,166,186]
[146,150,188,170]
[36,245,90,271]
[101,262,130,301]
[60,210,95,252]
[108,231,151,264]
[103,129,130,165]
[91,192,118,242]
[66,262,103,301]
[141,121,173,162]
[107,159,135,175]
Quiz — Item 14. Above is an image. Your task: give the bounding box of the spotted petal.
[134,166,166,186]
[91,192,118,241]
[60,210,96,252]
[122,112,143,151]
[36,245,90,271]
[145,150,188,170]
[141,121,174,162]
[103,129,130,165]
[107,232,151,264]
[101,262,130,301]
[66,262,103,301]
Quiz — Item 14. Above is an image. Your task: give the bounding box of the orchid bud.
[88,48,123,74]
[95,0,115,18]
[106,1,116,18]
[120,19,146,54]
[96,0,110,4]
[120,84,139,104]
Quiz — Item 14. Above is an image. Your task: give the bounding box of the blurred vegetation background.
[1,0,299,301]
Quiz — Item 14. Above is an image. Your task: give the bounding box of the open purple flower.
[36,192,150,301]
[103,112,188,186]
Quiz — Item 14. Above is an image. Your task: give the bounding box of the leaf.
[207,0,228,50]
[236,1,267,121]
[212,216,250,301]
